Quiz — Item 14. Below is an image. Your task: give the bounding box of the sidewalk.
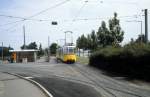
[0,72,47,97]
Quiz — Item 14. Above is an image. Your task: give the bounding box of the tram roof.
[63,45,76,48]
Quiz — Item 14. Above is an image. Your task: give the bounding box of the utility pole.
[23,25,26,49]
[144,9,148,43]
[48,36,50,62]
[1,42,3,62]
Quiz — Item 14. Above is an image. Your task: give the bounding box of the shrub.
[89,43,150,80]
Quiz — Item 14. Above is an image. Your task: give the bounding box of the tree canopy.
[21,42,38,49]
[76,12,125,50]
[50,43,57,55]
[38,43,44,56]
[97,12,124,47]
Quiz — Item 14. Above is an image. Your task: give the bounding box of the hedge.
[89,43,150,80]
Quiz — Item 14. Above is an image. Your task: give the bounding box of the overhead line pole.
[48,36,50,62]
[1,42,3,62]
[144,9,148,43]
[23,25,26,49]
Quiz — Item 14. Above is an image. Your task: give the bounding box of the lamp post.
[64,31,73,45]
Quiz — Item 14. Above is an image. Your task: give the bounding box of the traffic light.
[51,21,58,25]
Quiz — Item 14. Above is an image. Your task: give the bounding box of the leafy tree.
[108,12,124,46]
[21,42,38,49]
[97,21,112,47]
[76,34,88,50]
[0,46,13,57]
[97,13,124,47]
[76,12,124,49]
[50,43,57,55]
[90,30,98,50]
[38,43,44,56]
[136,34,145,43]
[87,34,92,49]
[20,45,27,49]
[76,36,81,49]
[27,42,38,49]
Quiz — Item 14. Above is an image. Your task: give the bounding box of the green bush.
[89,43,150,80]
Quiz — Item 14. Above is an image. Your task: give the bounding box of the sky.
[0,0,150,49]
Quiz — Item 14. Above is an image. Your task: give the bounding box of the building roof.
[9,49,39,52]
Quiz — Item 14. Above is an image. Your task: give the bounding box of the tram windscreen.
[68,47,74,54]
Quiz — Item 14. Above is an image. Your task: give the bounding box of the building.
[9,49,39,63]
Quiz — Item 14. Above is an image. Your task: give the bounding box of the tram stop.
[9,49,39,63]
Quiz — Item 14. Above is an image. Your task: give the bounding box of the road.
[0,56,150,97]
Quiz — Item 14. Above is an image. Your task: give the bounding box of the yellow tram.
[56,45,77,63]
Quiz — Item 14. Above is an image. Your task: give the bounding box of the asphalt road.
[0,57,150,97]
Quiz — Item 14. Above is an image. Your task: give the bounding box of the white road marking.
[24,77,33,79]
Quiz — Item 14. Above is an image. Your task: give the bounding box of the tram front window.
[68,48,74,54]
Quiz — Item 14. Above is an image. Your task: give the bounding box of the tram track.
[70,64,146,97]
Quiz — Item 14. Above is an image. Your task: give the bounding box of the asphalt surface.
[0,72,47,97]
[0,56,150,97]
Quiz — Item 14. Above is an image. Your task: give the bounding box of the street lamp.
[64,31,73,45]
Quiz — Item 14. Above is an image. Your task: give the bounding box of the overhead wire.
[27,0,70,18]
[0,0,71,31]
[0,20,25,27]
[73,0,89,21]
[0,14,51,21]
[0,14,52,27]
[0,0,144,32]
[0,14,143,29]
[0,0,143,27]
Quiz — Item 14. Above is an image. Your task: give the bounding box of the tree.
[27,42,38,49]
[97,13,124,47]
[87,34,92,50]
[76,36,81,49]
[90,30,98,50]
[38,43,44,56]
[136,34,146,43]
[108,12,124,46]
[76,34,88,50]
[21,42,38,49]
[97,21,112,47]
[76,12,124,49]
[20,45,27,49]
[50,43,57,55]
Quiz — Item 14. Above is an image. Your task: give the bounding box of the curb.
[2,72,53,97]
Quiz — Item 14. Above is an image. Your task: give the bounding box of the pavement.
[0,72,47,97]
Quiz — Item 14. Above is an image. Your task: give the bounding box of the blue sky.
[0,0,14,9]
[0,0,150,49]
